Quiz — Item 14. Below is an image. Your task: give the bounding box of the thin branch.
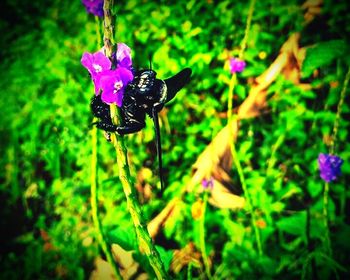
[199,191,213,280]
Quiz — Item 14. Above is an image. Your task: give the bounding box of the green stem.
[90,121,122,280]
[187,262,193,280]
[266,134,285,176]
[330,67,350,154]
[227,74,237,123]
[323,182,332,256]
[94,16,103,47]
[229,131,263,256]
[227,0,262,256]
[199,192,212,280]
[103,1,169,279]
[103,0,116,60]
[238,0,256,59]
[306,207,318,280]
[9,129,20,201]
[110,129,169,280]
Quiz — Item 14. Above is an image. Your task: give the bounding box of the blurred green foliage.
[0,0,349,279]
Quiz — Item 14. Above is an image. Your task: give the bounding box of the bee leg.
[115,122,145,135]
[103,131,112,142]
[95,121,119,132]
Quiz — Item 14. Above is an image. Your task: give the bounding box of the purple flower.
[81,51,111,77]
[318,153,343,182]
[81,44,134,106]
[229,57,246,73]
[99,68,134,106]
[202,177,214,190]
[82,0,104,17]
[116,43,133,70]
[81,51,112,94]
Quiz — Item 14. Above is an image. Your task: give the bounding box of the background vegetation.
[0,0,349,279]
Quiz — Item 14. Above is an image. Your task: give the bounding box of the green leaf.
[301,40,347,78]
[107,227,137,251]
[276,211,307,236]
[155,246,173,271]
[307,181,323,198]
[225,220,246,245]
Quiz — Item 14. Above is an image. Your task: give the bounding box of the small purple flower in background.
[229,57,246,73]
[202,177,214,190]
[82,0,104,17]
[99,68,133,106]
[318,153,343,182]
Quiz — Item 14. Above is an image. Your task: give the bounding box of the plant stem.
[306,207,318,280]
[103,1,169,279]
[94,16,102,47]
[228,122,263,256]
[9,129,20,201]
[187,262,193,280]
[103,0,116,60]
[90,121,122,280]
[227,0,262,255]
[238,0,256,59]
[199,191,212,280]
[110,130,169,279]
[330,67,350,154]
[227,74,237,125]
[323,182,332,256]
[266,134,285,176]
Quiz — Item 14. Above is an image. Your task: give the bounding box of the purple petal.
[118,67,134,86]
[100,68,134,106]
[81,52,95,75]
[81,51,111,77]
[318,153,327,165]
[229,57,246,73]
[317,153,343,183]
[92,73,103,94]
[81,51,113,94]
[82,0,104,17]
[201,177,214,190]
[116,43,132,69]
[93,52,112,72]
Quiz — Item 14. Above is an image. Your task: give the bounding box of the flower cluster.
[229,57,246,73]
[81,0,104,17]
[81,43,133,106]
[318,153,343,182]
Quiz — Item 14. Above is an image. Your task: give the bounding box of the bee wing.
[164,68,192,103]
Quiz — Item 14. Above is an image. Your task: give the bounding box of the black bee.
[91,67,192,189]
